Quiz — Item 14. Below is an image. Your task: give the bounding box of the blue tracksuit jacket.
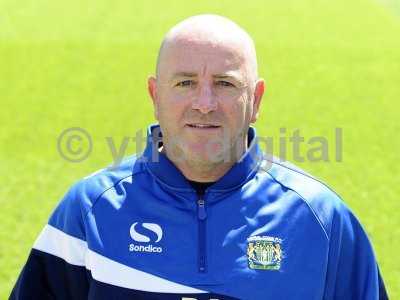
[10,124,388,300]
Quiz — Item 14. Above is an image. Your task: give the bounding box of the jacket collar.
[142,124,263,192]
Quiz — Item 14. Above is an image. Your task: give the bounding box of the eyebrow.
[171,71,245,83]
[214,74,242,81]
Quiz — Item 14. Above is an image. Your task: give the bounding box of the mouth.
[186,123,221,129]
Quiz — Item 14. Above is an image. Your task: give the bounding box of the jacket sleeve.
[9,181,91,300]
[323,202,388,300]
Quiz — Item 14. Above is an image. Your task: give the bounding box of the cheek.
[157,95,189,124]
[222,96,249,126]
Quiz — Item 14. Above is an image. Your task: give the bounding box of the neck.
[174,159,235,182]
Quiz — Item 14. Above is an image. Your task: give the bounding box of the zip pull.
[197,198,207,220]
[197,196,207,272]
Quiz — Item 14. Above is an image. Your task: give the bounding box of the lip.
[185,123,222,130]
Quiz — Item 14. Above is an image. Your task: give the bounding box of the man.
[10,15,387,300]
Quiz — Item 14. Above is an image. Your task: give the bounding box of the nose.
[191,84,218,114]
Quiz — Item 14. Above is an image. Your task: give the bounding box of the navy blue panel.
[9,249,239,300]
[10,249,89,300]
[88,279,239,300]
[378,267,389,300]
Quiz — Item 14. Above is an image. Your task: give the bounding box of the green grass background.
[1,0,399,298]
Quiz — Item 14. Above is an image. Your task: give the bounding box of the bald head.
[156,14,258,83]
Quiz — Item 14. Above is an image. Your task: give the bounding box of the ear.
[250,78,265,123]
[147,76,159,120]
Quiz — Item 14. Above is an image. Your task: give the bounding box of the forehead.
[158,38,248,79]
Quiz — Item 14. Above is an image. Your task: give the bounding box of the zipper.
[197,195,207,273]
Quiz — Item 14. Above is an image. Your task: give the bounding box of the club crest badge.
[247,236,282,270]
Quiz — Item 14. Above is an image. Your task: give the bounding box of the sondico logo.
[129,222,163,253]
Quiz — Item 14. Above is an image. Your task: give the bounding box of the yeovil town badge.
[247,236,282,270]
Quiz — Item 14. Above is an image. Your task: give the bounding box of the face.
[148,38,264,165]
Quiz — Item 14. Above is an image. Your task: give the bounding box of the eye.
[216,80,235,87]
[176,80,195,87]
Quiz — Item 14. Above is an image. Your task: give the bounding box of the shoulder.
[75,155,144,208]
[48,155,145,235]
[259,157,353,241]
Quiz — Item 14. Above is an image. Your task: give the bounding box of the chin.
[184,145,227,164]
